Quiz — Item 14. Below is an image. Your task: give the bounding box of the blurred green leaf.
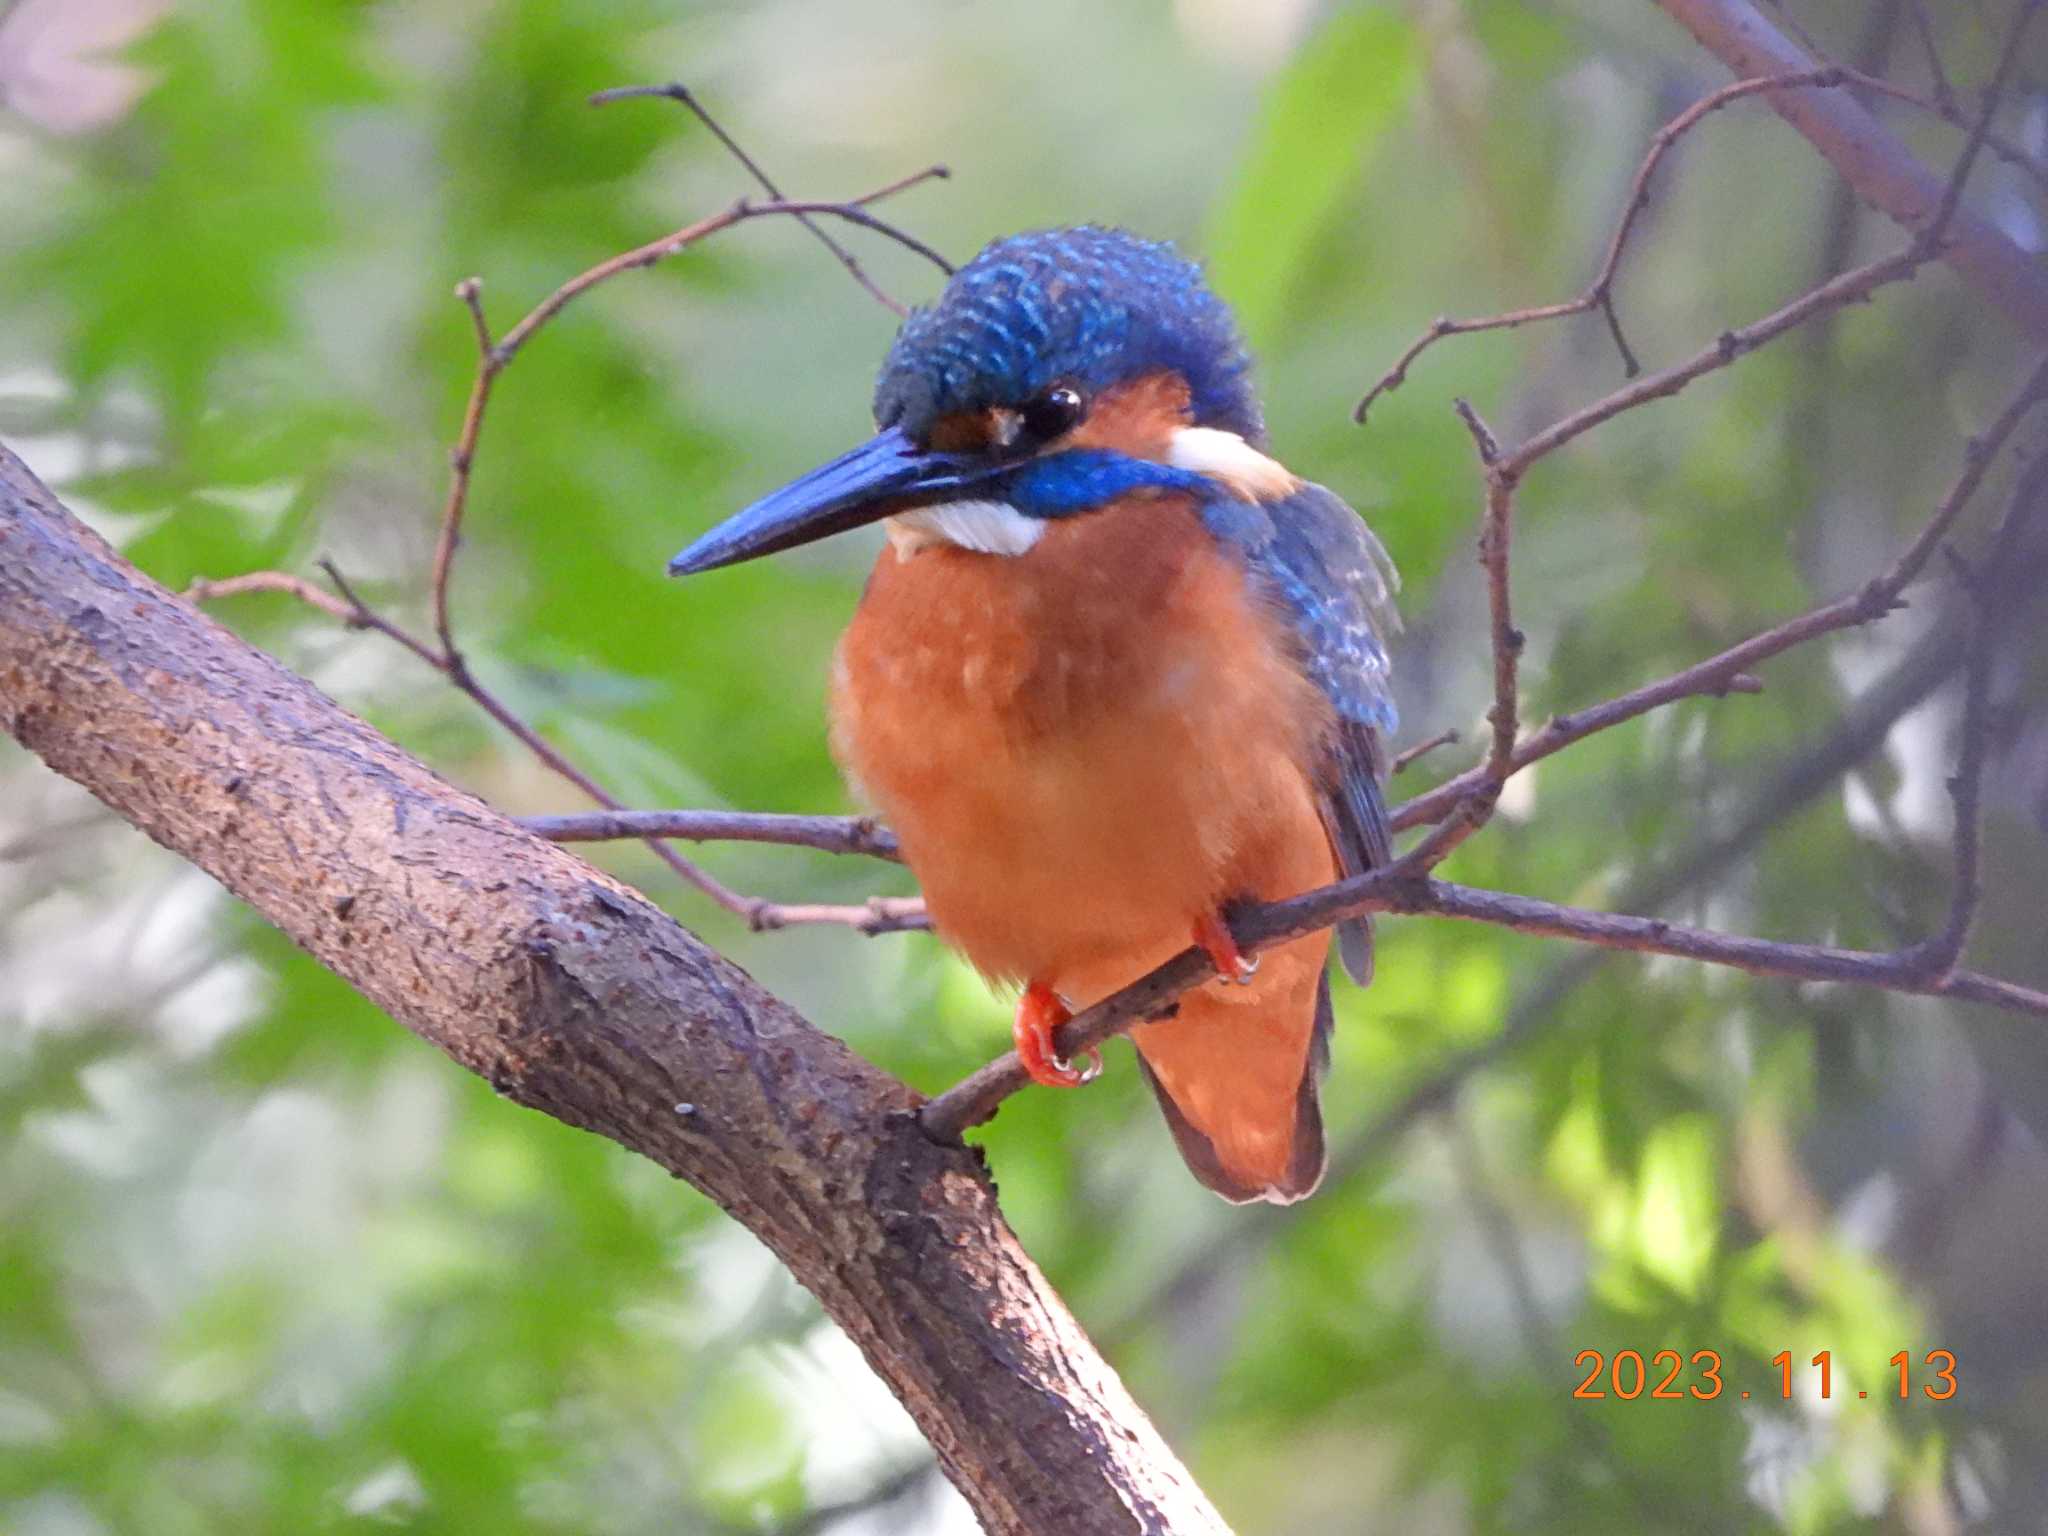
[1206,4,1421,344]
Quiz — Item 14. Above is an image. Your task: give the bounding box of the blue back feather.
[1199,482,1399,740]
[1202,480,1401,984]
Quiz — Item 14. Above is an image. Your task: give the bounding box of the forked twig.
[590,81,954,316]
[195,93,950,935]
[1354,67,1854,424]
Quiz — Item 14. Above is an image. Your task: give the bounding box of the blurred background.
[4,0,2047,1531]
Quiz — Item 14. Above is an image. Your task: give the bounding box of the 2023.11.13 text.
[1572,1349,1957,1401]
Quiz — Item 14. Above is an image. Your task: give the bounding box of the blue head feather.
[873,227,1264,447]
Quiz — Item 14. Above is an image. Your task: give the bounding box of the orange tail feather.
[1130,936,1332,1204]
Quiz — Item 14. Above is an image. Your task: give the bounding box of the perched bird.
[670,227,1399,1203]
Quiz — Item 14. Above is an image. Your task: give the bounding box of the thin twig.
[429,277,496,675]
[524,808,902,861]
[1354,67,1853,424]
[1354,39,2048,427]
[918,861,2048,1141]
[590,81,954,315]
[1389,349,2048,836]
[1911,0,2044,260]
[1903,446,2048,977]
[187,571,355,625]
[1117,616,1978,1347]
[1398,402,1519,873]
[197,144,950,934]
[315,558,447,669]
[188,562,927,934]
[1389,728,1461,775]
[1499,245,1922,477]
[1903,0,1960,116]
[1840,66,2048,196]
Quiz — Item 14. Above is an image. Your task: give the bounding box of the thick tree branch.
[0,446,1229,1536]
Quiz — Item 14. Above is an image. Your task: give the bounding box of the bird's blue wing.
[1202,482,1400,984]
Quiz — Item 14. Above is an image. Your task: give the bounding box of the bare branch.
[1399,403,1519,873]
[1391,349,2048,835]
[187,570,356,625]
[920,857,2048,1142]
[192,148,951,936]
[590,81,954,315]
[1389,727,1460,775]
[751,895,929,935]
[1903,447,2048,977]
[1902,0,1960,117]
[1355,67,1852,424]
[1500,245,1923,476]
[525,808,902,861]
[188,561,922,933]
[1657,0,2048,344]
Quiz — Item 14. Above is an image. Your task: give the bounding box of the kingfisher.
[669,227,1399,1203]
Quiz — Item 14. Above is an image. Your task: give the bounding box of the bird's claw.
[1193,912,1259,986]
[1014,980,1097,1088]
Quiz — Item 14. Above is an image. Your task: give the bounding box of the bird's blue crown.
[872,226,1264,447]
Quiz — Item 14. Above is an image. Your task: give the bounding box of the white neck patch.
[885,500,1046,559]
[1167,427,1300,501]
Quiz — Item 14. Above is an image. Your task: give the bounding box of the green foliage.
[4,1,2044,1533]
[1205,4,1421,345]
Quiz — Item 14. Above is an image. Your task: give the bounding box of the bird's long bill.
[668,425,982,576]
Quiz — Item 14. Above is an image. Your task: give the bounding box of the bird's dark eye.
[1018,384,1084,445]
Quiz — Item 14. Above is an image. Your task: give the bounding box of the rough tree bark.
[0,443,1232,1535]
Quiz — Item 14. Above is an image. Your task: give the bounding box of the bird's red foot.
[1013,981,1098,1088]
[1193,911,1259,985]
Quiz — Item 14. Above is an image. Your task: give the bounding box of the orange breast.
[829,492,1335,1000]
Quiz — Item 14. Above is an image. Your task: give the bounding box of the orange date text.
[1571,1349,1957,1401]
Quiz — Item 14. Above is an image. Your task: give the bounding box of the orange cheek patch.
[1065,371,1191,459]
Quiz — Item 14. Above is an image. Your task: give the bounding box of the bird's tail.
[1130,934,1332,1204]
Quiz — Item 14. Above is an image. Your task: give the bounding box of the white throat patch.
[885,500,1046,559]
[1167,427,1300,501]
